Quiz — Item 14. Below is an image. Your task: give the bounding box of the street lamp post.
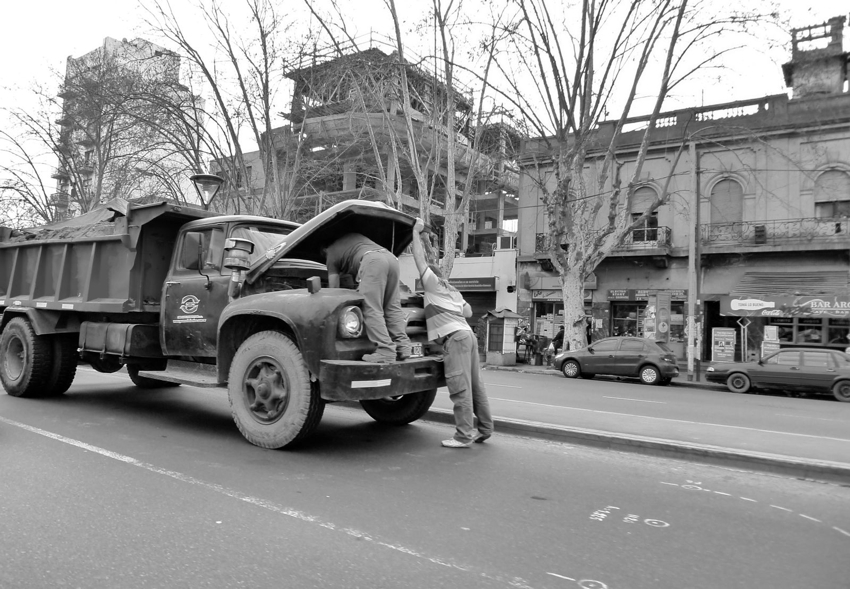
[190,173,224,206]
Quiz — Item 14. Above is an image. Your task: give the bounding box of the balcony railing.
[534,226,671,253]
[700,217,849,246]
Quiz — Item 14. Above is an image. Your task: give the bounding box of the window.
[796,318,823,343]
[612,303,644,337]
[630,186,658,242]
[591,339,620,352]
[710,179,744,224]
[814,170,850,218]
[178,228,224,271]
[802,351,831,368]
[828,319,850,346]
[620,339,646,351]
[765,351,800,366]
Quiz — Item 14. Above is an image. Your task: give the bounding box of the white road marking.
[740,497,757,502]
[484,383,524,389]
[713,491,731,496]
[0,416,534,585]
[547,573,576,581]
[799,514,821,523]
[770,505,793,512]
[602,396,665,404]
[834,527,850,538]
[774,414,848,423]
[487,397,850,443]
[660,482,679,486]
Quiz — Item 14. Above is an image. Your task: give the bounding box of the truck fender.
[216,312,302,384]
[1,308,81,336]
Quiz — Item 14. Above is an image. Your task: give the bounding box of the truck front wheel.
[360,389,437,425]
[0,317,53,397]
[228,331,324,448]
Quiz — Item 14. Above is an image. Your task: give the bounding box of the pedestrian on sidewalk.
[322,233,412,363]
[411,217,493,448]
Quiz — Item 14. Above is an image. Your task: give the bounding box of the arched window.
[630,186,658,242]
[709,179,743,224]
[814,170,850,218]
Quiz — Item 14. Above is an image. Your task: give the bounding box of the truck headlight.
[338,306,364,338]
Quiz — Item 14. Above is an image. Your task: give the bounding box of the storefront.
[718,295,850,356]
[606,289,689,358]
[415,276,497,328]
[530,289,592,342]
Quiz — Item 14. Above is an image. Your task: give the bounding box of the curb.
[483,364,725,391]
[421,408,850,485]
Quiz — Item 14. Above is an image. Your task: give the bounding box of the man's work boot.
[361,352,395,364]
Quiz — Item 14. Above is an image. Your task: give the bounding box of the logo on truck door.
[180,295,201,314]
[174,295,206,324]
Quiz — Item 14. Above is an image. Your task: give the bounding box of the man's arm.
[410,218,429,277]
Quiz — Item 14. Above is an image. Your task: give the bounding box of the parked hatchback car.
[553,337,680,385]
[705,348,850,402]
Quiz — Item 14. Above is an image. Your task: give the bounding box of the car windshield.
[232,225,293,265]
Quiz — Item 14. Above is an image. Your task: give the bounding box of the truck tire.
[127,366,180,389]
[0,317,53,397]
[43,334,78,396]
[228,331,324,449]
[360,389,438,425]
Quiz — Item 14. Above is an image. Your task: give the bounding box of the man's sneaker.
[441,439,472,448]
[474,433,491,444]
[361,353,395,364]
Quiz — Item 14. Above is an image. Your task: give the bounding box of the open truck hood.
[247,199,416,284]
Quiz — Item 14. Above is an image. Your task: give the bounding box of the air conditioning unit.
[499,236,517,249]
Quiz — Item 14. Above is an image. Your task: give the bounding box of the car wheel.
[639,365,660,385]
[561,360,580,379]
[726,373,751,394]
[833,380,850,403]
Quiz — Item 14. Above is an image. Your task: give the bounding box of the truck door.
[161,227,229,357]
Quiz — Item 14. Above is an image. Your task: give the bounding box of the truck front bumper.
[318,356,445,402]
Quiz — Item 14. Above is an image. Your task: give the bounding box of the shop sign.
[761,341,780,357]
[720,295,850,319]
[415,276,496,292]
[712,328,736,362]
[607,288,688,301]
[532,289,592,301]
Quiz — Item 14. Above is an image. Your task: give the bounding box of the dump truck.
[0,198,444,448]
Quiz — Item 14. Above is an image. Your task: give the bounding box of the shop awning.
[720,295,850,318]
[729,271,849,297]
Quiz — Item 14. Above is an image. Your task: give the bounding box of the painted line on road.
[484,383,524,389]
[834,527,850,538]
[740,497,757,502]
[487,397,850,443]
[713,491,731,496]
[799,514,821,523]
[603,396,665,404]
[0,416,535,587]
[774,414,848,423]
[770,505,793,512]
[546,573,576,581]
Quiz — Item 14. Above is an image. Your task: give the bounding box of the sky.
[0,0,844,184]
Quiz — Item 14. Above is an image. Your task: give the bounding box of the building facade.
[516,16,850,361]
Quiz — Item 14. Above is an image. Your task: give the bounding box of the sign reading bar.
[415,276,496,292]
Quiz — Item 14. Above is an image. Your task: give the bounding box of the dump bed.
[0,200,214,314]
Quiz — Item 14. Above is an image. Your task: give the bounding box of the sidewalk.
[420,359,850,484]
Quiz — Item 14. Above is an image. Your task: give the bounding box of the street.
[1,368,848,589]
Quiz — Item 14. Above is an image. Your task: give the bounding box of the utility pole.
[687,142,699,381]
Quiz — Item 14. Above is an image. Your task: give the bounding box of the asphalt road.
[431,368,850,465]
[1,368,849,589]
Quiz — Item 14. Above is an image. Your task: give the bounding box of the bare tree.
[488,0,776,351]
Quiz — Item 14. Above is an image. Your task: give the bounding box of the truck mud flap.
[319,357,445,402]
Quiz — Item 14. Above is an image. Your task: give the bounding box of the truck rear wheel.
[228,331,324,448]
[360,389,437,425]
[44,334,78,396]
[0,317,53,397]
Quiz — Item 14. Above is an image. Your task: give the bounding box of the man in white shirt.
[411,218,493,448]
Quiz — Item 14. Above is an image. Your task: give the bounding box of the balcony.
[51,167,70,180]
[614,226,671,250]
[700,217,849,251]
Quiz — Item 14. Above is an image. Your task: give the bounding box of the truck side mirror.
[181,232,206,270]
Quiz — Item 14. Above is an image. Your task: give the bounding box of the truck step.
[137,360,222,388]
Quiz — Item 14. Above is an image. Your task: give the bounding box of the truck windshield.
[231,225,293,265]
